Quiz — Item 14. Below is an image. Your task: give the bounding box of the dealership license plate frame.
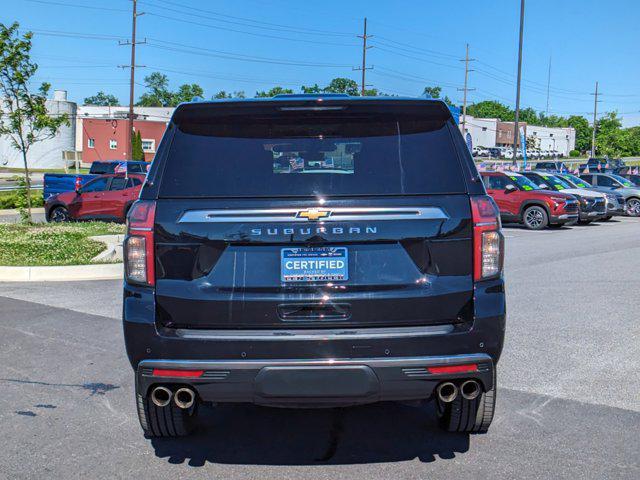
[281,247,349,283]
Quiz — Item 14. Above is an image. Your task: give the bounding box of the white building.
[461,115,576,156]
[461,116,498,148]
[0,90,77,169]
[527,125,576,155]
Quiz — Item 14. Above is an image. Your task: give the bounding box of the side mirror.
[75,187,81,195]
[539,184,548,189]
[505,184,517,193]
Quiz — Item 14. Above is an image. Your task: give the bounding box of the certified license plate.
[281,247,348,282]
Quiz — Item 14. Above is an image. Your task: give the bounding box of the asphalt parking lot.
[0,218,638,479]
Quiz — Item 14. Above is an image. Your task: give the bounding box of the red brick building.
[81,118,167,164]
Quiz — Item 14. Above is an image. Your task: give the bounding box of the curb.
[0,263,123,282]
[0,207,46,217]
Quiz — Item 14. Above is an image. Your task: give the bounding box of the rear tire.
[437,372,496,433]
[523,206,549,230]
[49,206,69,223]
[601,215,613,221]
[136,391,195,438]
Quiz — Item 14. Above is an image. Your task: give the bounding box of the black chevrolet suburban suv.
[123,94,506,437]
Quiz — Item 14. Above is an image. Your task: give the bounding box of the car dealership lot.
[0,218,638,479]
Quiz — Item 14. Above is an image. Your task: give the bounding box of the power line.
[142,10,358,47]
[24,0,129,13]
[141,0,354,37]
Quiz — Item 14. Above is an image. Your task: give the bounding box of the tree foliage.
[423,86,456,107]
[213,90,245,99]
[137,72,204,106]
[255,86,294,97]
[0,22,69,222]
[83,91,119,106]
[131,130,144,161]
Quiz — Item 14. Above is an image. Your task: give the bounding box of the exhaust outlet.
[150,386,172,407]
[174,387,196,409]
[436,382,458,403]
[460,380,481,400]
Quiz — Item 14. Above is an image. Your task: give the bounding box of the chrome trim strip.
[139,353,492,370]
[172,324,455,341]
[178,207,448,223]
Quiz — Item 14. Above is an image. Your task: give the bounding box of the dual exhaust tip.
[150,386,196,409]
[436,380,481,403]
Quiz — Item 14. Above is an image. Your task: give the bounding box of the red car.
[481,171,579,229]
[45,174,145,223]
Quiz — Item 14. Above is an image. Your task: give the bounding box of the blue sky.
[3,0,640,125]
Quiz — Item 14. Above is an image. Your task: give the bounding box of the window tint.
[128,163,145,173]
[82,177,109,193]
[597,175,616,187]
[109,177,128,191]
[486,175,510,190]
[159,114,466,197]
[128,177,143,187]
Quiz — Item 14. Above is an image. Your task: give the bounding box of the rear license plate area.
[281,247,348,282]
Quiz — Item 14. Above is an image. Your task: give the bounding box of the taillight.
[471,196,503,281]
[124,200,156,286]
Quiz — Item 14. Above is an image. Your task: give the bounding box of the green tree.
[213,90,245,99]
[596,112,625,156]
[255,86,294,97]
[131,130,144,161]
[518,107,539,125]
[566,115,592,153]
[83,91,119,106]
[137,72,172,107]
[323,77,359,96]
[173,83,204,104]
[136,72,205,106]
[0,22,69,222]
[363,87,379,96]
[301,83,321,94]
[466,100,515,121]
[423,86,442,98]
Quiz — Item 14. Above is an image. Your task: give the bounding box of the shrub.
[569,150,580,158]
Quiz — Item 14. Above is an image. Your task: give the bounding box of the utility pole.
[591,81,600,158]
[119,0,145,159]
[545,54,551,116]
[458,43,475,135]
[512,0,525,163]
[354,18,373,96]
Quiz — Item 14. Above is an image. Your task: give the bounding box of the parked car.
[472,146,490,157]
[488,147,502,158]
[535,161,567,172]
[43,160,149,200]
[580,173,640,216]
[557,173,625,220]
[123,95,506,437]
[45,174,145,222]
[481,171,579,229]
[620,173,640,186]
[521,171,607,224]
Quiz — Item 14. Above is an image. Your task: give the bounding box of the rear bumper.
[124,277,505,406]
[137,354,494,406]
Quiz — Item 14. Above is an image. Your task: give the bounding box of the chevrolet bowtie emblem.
[296,209,332,221]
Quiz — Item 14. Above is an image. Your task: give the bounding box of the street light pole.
[512,0,525,164]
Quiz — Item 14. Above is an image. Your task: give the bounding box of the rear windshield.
[159,113,465,197]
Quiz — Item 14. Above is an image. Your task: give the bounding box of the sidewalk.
[0,208,46,223]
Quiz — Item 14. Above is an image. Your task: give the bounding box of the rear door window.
[159,114,466,197]
[109,177,128,191]
[82,177,109,192]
